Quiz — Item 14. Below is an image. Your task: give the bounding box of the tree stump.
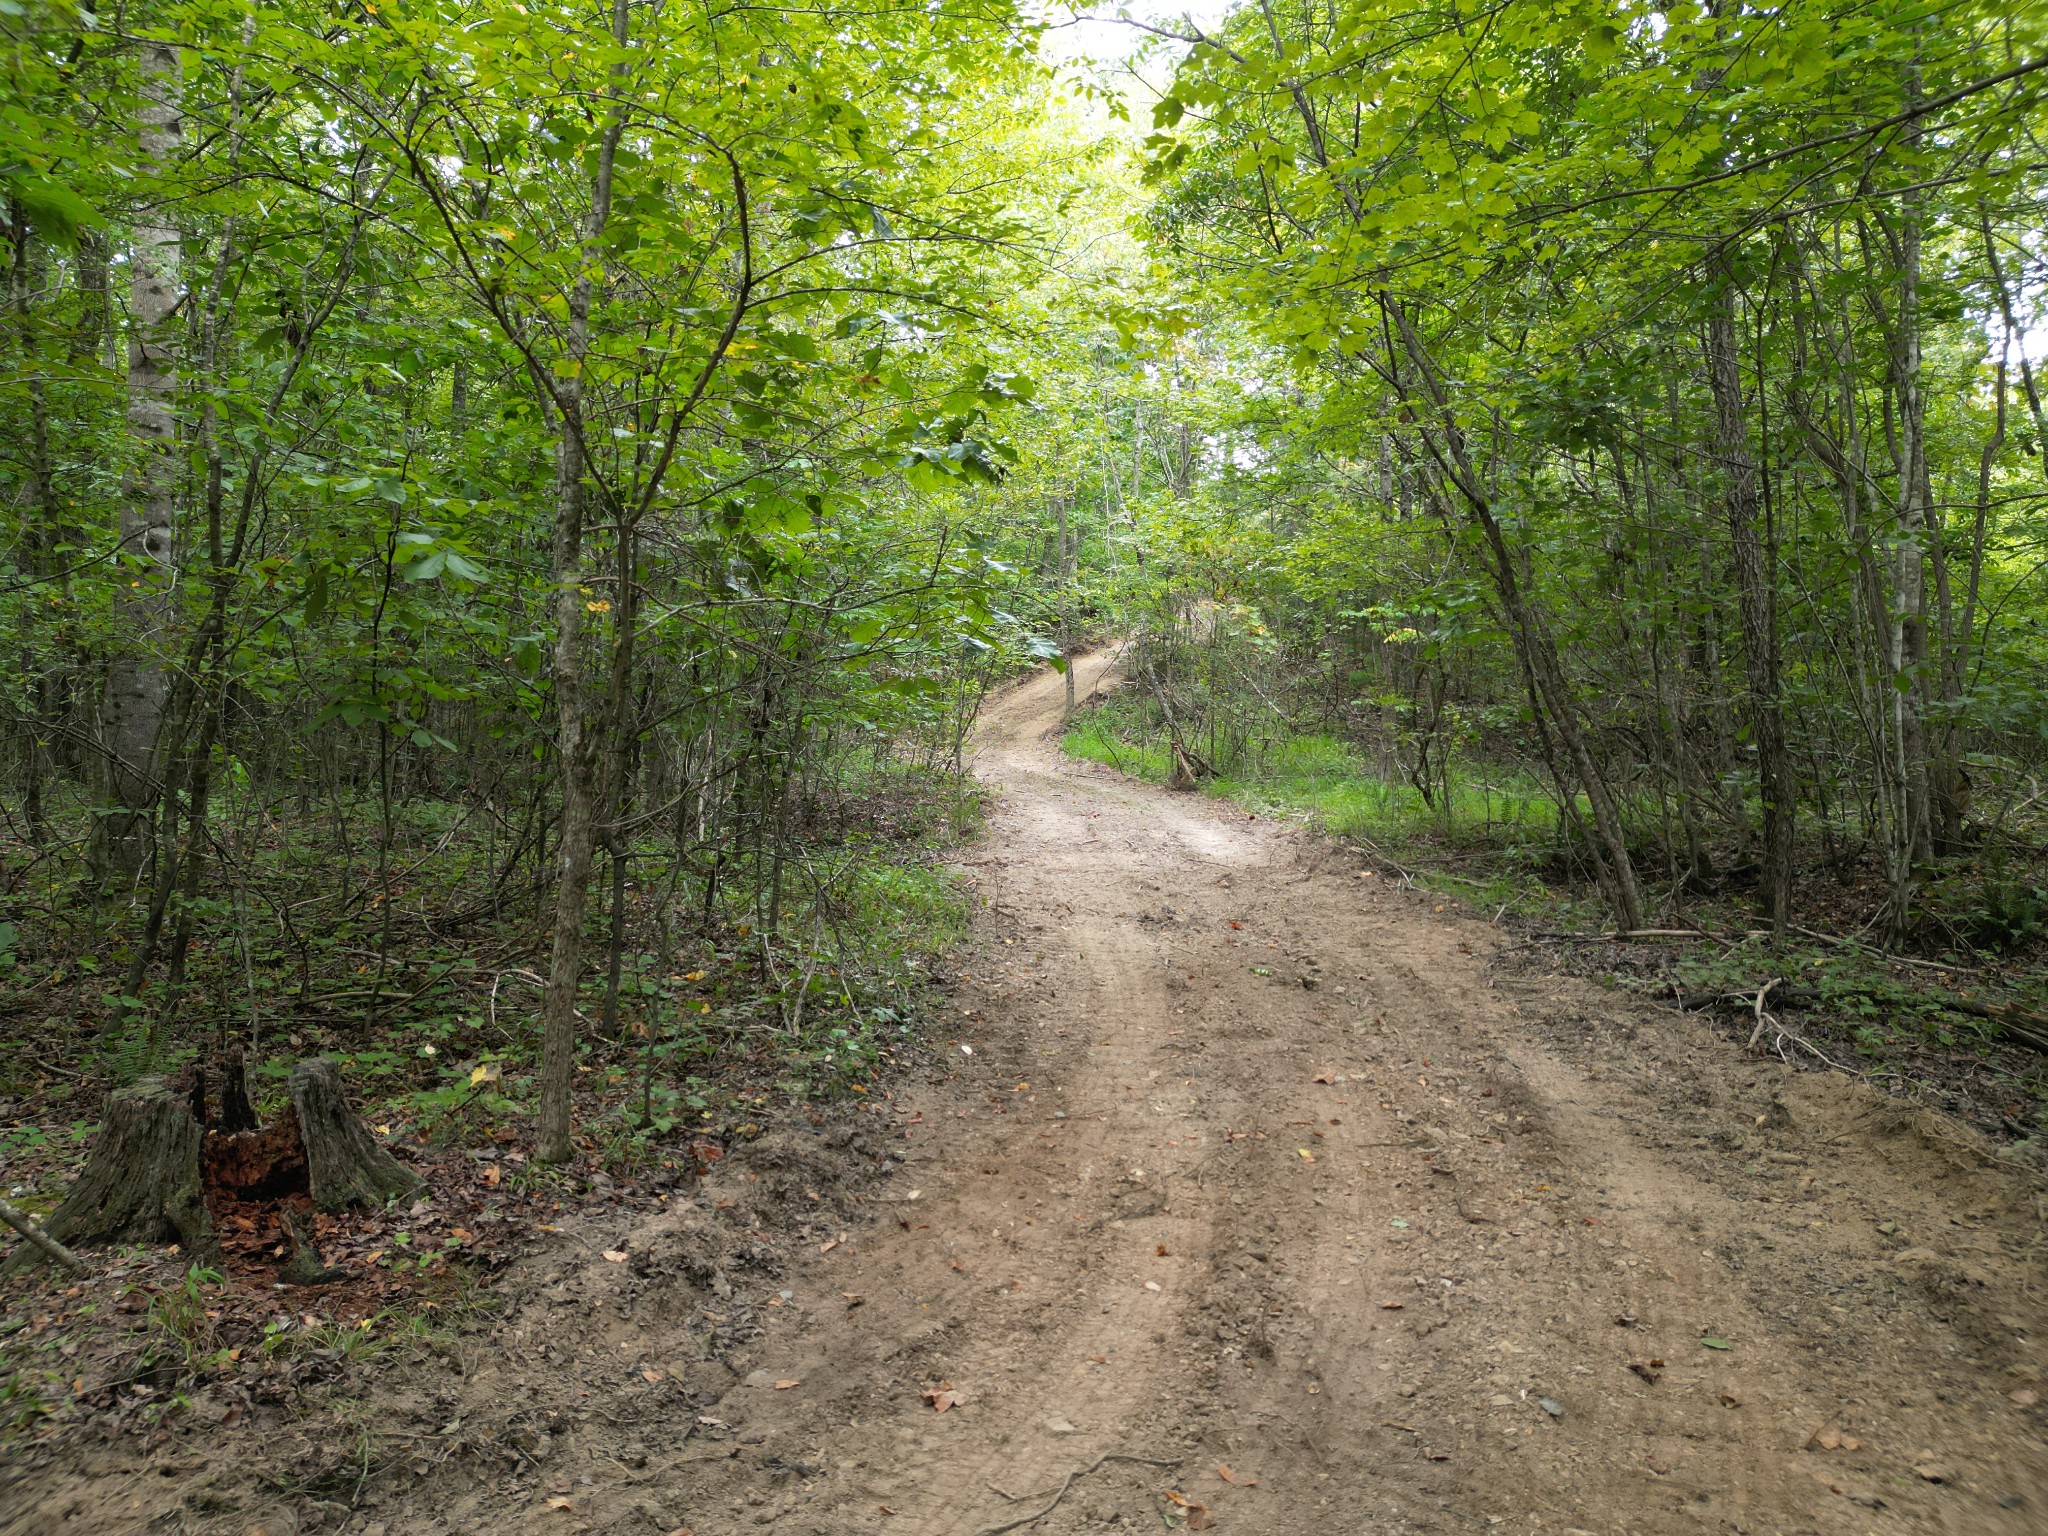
[1,1076,217,1274]
[3,1057,424,1275]
[289,1058,426,1212]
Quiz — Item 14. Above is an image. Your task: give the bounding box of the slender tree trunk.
[1705,267,1793,931]
[1886,191,1933,934]
[97,39,183,890]
[1056,494,1076,717]
[1382,296,1647,928]
[536,0,629,1165]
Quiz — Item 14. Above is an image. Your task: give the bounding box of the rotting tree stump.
[3,1056,425,1276]
[2,1075,217,1274]
[287,1058,425,1212]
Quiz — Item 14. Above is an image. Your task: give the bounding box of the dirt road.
[18,656,2047,1535]
[526,654,2047,1536]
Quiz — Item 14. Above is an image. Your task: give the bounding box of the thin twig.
[971,1453,1182,1536]
[1746,977,1782,1050]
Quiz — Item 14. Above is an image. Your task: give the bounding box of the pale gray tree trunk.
[98,39,183,889]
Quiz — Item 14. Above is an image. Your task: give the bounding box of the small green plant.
[145,1265,231,1377]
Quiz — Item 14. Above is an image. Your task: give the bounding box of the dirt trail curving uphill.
[533,654,2048,1536]
[15,653,2047,1536]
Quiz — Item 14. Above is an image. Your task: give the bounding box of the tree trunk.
[536,0,629,1164]
[1382,295,1647,928]
[1705,268,1794,931]
[1056,494,1076,718]
[96,38,183,890]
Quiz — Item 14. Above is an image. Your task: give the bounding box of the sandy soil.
[10,654,2048,1536]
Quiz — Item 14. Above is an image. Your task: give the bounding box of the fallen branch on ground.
[973,1453,1183,1536]
[0,1193,87,1273]
[1678,984,2048,1056]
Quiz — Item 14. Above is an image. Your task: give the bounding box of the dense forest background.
[4,0,2047,1196]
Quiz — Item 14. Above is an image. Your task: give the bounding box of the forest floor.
[8,653,2048,1536]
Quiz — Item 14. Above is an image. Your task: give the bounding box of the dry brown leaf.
[642,1368,663,1383]
[545,1496,574,1512]
[921,1383,956,1413]
[1378,1300,1403,1310]
[1161,1489,1214,1527]
[773,1379,800,1391]
[1216,1464,1258,1486]
[1313,1071,1336,1085]
[602,1249,628,1263]
[1155,1243,1169,1257]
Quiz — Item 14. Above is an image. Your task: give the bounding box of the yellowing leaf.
[470,1062,502,1087]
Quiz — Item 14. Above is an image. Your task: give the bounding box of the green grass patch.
[1066,705,1564,915]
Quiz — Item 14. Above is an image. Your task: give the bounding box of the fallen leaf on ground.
[1216,1464,1258,1486]
[1296,1149,1315,1162]
[1162,1490,1215,1529]
[545,1496,573,1512]
[1627,1360,1662,1384]
[602,1250,628,1263]
[773,1379,800,1391]
[1314,1071,1336,1085]
[641,1368,662,1383]
[922,1383,956,1413]
[1700,1336,1731,1350]
[1378,1300,1403,1310]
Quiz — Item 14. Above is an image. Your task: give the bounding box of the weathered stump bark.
[289,1058,426,1212]
[5,1058,424,1275]
[1,1076,217,1275]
